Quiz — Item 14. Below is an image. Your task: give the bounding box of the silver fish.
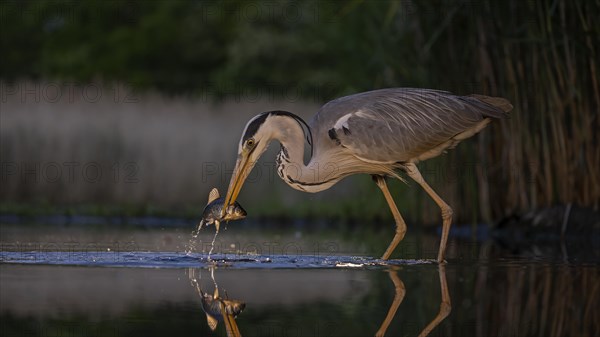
[199,188,247,232]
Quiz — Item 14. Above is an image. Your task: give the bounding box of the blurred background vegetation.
[1,0,598,225]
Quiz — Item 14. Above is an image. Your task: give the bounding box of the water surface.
[1,222,598,337]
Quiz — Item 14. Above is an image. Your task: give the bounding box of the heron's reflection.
[376,264,451,337]
[189,267,245,337]
[188,264,449,337]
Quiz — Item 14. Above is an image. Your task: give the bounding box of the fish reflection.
[189,267,245,337]
[376,265,451,337]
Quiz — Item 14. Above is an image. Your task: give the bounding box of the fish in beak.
[199,188,247,232]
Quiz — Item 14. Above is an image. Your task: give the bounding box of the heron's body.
[274,88,510,193]
[223,88,512,261]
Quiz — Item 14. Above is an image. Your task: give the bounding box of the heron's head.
[221,112,278,216]
[222,111,311,216]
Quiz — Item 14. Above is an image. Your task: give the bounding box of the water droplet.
[207,229,219,259]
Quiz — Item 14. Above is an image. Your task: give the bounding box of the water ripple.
[0,251,435,269]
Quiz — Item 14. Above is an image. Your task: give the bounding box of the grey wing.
[311,88,511,163]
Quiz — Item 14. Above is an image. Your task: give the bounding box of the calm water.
[1,222,598,337]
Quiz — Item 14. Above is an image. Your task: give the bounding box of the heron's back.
[310,88,512,164]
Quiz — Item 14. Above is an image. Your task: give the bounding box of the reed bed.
[485,0,599,214]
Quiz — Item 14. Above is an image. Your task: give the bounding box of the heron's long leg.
[375,269,406,337]
[373,175,407,260]
[404,163,453,263]
[418,264,451,337]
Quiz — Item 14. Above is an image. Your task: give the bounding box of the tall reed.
[407,0,599,223]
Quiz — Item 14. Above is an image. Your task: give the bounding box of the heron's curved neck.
[271,116,339,193]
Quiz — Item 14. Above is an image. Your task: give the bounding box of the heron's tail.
[469,94,513,113]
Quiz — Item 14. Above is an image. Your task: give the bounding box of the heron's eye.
[246,138,255,148]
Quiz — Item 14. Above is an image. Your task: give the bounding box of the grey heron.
[222,88,512,262]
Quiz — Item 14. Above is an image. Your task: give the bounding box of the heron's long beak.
[222,152,253,217]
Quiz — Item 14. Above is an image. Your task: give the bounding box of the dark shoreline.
[2,204,598,241]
